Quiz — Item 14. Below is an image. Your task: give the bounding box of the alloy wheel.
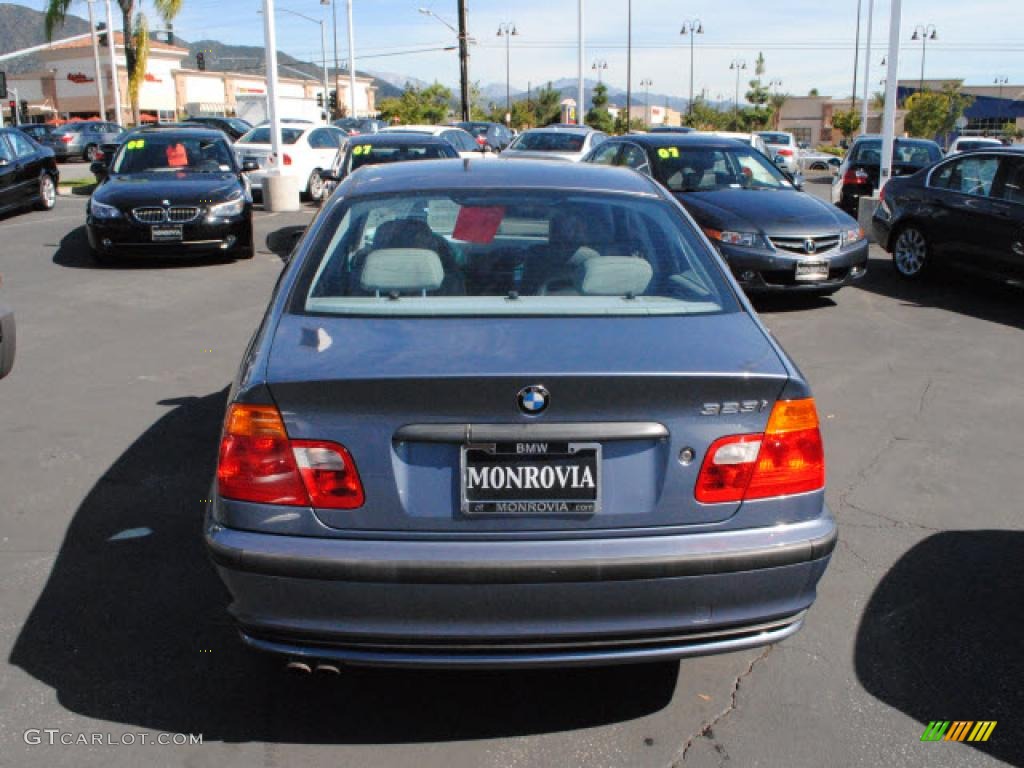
[308,172,324,201]
[893,227,927,278]
[39,175,56,210]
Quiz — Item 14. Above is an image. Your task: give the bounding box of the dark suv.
[455,121,513,152]
[183,116,252,141]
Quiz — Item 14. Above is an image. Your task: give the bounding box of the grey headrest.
[576,256,653,296]
[360,248,444,292]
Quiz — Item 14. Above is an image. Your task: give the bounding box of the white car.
[501,126,608,162]
[946,136,1003,155]
[705,131,771,158]
[234,123,348,202]
[379,125,494,159]
[757,131,799,174]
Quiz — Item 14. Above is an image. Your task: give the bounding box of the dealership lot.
[0,182,1021,767]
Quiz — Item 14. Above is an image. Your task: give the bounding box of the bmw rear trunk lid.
[264,313,789,533]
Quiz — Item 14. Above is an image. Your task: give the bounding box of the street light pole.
[346,0,357,118]
[497,22,517,125]
[640,78,652,126]
[679,19,703,117]
[851,0,862,113]
[729,58,746,126]
[260,7,329,119]
[860,0,874,135]
[994,75,1008,120]
[910,24,937,93]
[591,59,607,85]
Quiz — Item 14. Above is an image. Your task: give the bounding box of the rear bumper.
[205,511,837,668]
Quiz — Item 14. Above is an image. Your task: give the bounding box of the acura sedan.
[205,159,837,669]
[584,134,868,294]
[86,127,254,264]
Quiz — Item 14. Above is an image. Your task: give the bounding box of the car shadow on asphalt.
[750,294,838,314]
[265,225,307,263]
[9,389,677,743]
[854,531,1023,765]
[52,225,238,270]
[850,254,1024,331]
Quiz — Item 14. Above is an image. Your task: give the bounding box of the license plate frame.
[795,260,829,281]
[460,441,601,515]
[151,225,184,242]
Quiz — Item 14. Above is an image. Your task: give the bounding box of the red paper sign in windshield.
[452,206,505,244]
[165,143,188,167]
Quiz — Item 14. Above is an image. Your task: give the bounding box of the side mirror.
[0,304,15,380]
[791,171,805,190]
[241,158,260,173]
[90,161,108,180]
[319,171,341,182]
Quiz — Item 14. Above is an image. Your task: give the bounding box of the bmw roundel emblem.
[517,385,549,415]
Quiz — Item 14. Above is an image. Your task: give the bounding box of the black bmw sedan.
[873,146,1024,282]
[583,134,868,295]
[86,127,254,264]
[0,128,59,217]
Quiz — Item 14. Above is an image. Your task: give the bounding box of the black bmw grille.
[133,207,165,224]
[167,206,200,223]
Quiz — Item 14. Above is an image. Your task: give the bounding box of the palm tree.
[44,0,183,124]
[769,91,788,129]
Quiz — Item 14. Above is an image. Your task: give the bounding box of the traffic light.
[329,90,337,109]
[19,100,27,121]
[0,71,6,100]
[97,21,107,47]
[196,52,206,71]
[316,92,323,108]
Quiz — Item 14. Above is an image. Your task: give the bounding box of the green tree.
[682,96,727,130]
[768,91,788,129]
[832,109,862,141]
[904,85,974,140]
[871,90,886,110]
[808,88,820,97]
[1001,121,1023,142]
[378,82,453,125]
[585,82,614,133]
[533,82,563,126]
[509,99,536,129]
[45,0,182,124]
[743,52,772,130]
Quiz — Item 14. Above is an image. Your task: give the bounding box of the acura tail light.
[843,167,869,186]
[217,404,364,508]
[60,134,73,143]
[695,398,825,503]
[776,148,794,157]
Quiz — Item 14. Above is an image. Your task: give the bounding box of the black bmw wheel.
[892,225,930,279]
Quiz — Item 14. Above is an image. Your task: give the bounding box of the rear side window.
[295,190,738,317]
[512,132,586,152]
[930,155,1001,197]
[8,131,37,158]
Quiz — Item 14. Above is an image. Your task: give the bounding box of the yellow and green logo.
[921,721,997,742]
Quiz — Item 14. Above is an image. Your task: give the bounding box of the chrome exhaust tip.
[285,660,312,675]
[315,663,342,676]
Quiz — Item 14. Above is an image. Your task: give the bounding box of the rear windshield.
[511,132,586,152]
[237,127,303,145]
[957,140,1001,151]
[759,132,791,145]
[295,190,737,317]
[348,143,454,171]
[112,135,235,174]
[852,139,942,166]
[458,123,490,137]
[652,145,790,192]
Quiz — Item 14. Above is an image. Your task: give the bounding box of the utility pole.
[625,0,632,127]
[85,0,106,119]
[860,0,873,134]
[851,0,862,114]
[103,0,121,123]
[576,0,584,125]
[457,0,470,121]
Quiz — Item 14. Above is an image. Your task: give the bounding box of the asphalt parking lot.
[0,178,1021,768]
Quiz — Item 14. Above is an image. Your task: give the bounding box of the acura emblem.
[517,385,549,415]
[804,238,817,254]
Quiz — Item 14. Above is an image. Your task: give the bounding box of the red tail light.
[776,148,794,156]
[282,153,292,166]
[843,167,869,186]
[349,130,361,136]
[476,135,488,146]
[695,398,825,503]
[94,150,105,160]
[217,404,365,509]
[878,183,887,202]
[60,134,73,143]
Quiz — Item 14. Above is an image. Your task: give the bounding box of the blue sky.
[17,0,1024,99]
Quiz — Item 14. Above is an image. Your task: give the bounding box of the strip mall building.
[4,32,376,124]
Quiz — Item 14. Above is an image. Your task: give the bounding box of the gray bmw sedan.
[205,159,836,669]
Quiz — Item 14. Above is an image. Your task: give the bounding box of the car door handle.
[1013,242,1024,257]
